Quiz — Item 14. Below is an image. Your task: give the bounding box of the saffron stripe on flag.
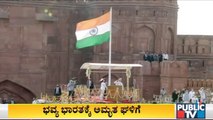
[76,12,110,31]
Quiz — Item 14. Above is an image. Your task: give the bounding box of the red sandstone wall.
[160,61,188,94]
[0,1,179,102]
[0,5,71,101]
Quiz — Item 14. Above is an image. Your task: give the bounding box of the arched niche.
[164,27,174,54]
[133,25,155,53]
[0,80,36,103]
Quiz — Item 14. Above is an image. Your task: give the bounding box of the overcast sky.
[177,0,213,35]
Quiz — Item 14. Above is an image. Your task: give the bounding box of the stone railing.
[187,79,213,90]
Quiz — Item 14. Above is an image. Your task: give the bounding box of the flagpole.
[108,7,112,86]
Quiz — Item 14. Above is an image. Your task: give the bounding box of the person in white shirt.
[99,78,107,100]
[183,90,190,103]
[210,92,213,104]
[114,78,124,90]
[163,53,169,60]
[199,87,206,103]
[32,98,46,104]
[191,95,199,103]
[32,98,37,104]
[165,53,169,60]
[160,88,166,97]
[189,88,195,102]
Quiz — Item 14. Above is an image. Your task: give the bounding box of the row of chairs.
[153,95,172,103]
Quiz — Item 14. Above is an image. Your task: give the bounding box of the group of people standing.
[52,77,106,101]
[53,77,125,102]
[99,77,124,101]
[171,87,207,103]
[53,77,77,102]
[0,98,15,104]
[143,52,169,62]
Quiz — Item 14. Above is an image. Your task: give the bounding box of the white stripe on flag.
[75,21,110,41]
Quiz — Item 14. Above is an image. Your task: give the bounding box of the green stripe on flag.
[76,32,110,49]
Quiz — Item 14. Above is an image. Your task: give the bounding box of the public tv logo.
[176,103,206,118]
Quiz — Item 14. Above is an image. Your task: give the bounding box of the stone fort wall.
[0,0,211,102]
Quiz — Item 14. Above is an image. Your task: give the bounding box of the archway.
[165,28,174,54]
[0,80,36,103]
[133,25,155,53]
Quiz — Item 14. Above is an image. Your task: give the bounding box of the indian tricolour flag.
[75,11,111,49]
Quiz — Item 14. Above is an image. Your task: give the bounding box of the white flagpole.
[108,7,112,86]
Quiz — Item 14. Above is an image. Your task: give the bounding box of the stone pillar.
[137,61,160,100]
[160,61,188,94]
